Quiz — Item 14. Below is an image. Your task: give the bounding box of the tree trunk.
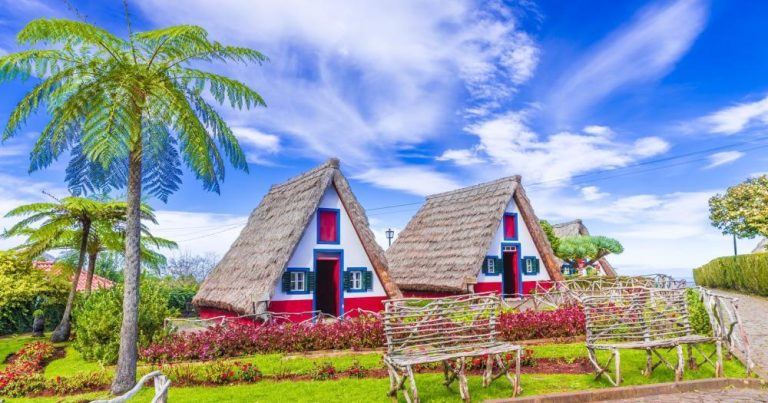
[85,252,97,296]
[112,145,143,395]
[51,219,91,342]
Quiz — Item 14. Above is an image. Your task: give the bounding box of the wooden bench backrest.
[383,293,501,357]
[583,287,692,346]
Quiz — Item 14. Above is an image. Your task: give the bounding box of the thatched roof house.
[193,159,400,319]
[552,219,617,277]
[386,176,563,295]
[753,238,768,254]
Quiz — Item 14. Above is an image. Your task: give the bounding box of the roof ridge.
[426,175,520,200]
[270,158,340,192]
[553,219,583,228]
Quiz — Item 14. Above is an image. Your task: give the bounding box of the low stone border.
[486,378,766,403]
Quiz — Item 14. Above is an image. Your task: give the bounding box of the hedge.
[693,253,768,296]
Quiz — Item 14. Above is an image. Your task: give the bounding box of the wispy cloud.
[454,112,670,185]
[232,127,280,165]
[580,186,608,201]
[705,151,744,169]
[354,166,462,196]
[700,95,768,134]
[436,148,485,166]
[549,0,707,124]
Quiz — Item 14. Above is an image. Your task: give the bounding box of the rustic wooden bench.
[382,293,521,403]
[91,371,170,403]
[583,287,723,386]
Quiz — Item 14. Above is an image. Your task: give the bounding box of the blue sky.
[1,0,768,277]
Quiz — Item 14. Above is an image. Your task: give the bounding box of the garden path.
[708,289,768,378]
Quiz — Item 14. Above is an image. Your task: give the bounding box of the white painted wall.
[477,198,551,283]
[271,185,388,301]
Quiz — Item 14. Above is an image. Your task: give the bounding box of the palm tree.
[3,196,130,341]
[0,19,265,393]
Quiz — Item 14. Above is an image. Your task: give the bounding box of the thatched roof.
[386,176,563,292]
[193,159,401,314]
[753,238,768,254]
[552,219,617,277]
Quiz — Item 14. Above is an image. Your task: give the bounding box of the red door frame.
[314,251,342,317]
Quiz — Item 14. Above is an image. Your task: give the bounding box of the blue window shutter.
[495,258,503,273]
[343,272,352,291]
[364,271,373,291]
[306,272,316,292]
[534,258,540,274]
[482,258,489,274]
[282,272,291,293]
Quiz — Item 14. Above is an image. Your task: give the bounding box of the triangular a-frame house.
[386,176,563,297]
[552,219,618,277]
[194,159,401,322]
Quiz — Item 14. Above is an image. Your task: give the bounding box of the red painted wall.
[522,280,554,294]
[474,282,502,294]
[198,307,258,326]
[268,299,315,322]
[402,290,459,298]
[343,296,386,317]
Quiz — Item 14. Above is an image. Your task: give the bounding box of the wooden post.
[614,349,621,386]
[716,340,723,377]
[644,349,653,376]
[457,357,470,403]
[676,345,684,381]
[406,365,418,403]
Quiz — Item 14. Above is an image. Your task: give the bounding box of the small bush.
[73,278,176,364]
[497,306,585,341]
[346,360,367,379]
[310,361,336,381]
[0,341,55,397]
[686,288,712,335]
[693,253,768,296]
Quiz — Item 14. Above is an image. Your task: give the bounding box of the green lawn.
[2,338,749,402]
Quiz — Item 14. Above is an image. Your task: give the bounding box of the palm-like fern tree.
[0,19,265,392]
[2,196,141,341]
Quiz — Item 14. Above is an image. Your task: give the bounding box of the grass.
[43,345,105,378]
[2,339,749,402]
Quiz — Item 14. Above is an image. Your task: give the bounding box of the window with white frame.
[487,258,496,274]
[290,271,305,292]
[350,271,362,290]
[525,259,534,274]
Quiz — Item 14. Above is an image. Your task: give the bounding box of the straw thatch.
[552,219,617,277]
[193,158,401,314]
[753,238,768,254]
[386,176,563,293]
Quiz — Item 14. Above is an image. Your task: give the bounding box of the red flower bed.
[497,306,585,341]
[0,341,55,397]
[142,307,586,363]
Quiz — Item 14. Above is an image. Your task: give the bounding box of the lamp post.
[385,228,394,246]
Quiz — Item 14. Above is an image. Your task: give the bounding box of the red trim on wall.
[402,290,459,298]
[198,307,257,326]
[474,282,502,294]
[343,296,386,316]
[268,299,314,322]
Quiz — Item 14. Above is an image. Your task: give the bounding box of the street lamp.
[385,228,395,246]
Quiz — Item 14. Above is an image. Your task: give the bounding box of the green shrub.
[693,253,768,296]
[685,288,712,335]
[73,278,176,364]
[165,280,199,317]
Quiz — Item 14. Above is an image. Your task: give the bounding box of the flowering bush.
[142,314,384,363]
[0,342,55,397]
[346,359,367,379]
[310,361,337,381]
[47,372,111,395]
[142,307,585,363]
[497,306,585,341]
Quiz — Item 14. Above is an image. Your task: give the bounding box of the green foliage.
[685,288,712,336]
[72,278,176,364]
[693,253,768,296]
[0,19,267,200]
[556,235,624,267]
[164,279,199,317]
[0,252,68,335]
[709,176,768,239]
[539,220,560,252]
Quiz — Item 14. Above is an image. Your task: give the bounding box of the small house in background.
[193,159,401,323]
[386,176,563,298]
[551,219,617,277]
[33,261,115,291]
[752,238,767,254]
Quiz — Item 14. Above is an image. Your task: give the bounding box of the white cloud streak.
[700,95,768,135]
[705,151,744,169]
[354,166,462,196]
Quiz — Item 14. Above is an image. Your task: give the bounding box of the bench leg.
[675,345,684,382]
[614,348,621,387]
[457,357,470,403]
[513,349,521,397]
[643,348,653,377]
[386,361,398,398]
[716,340,723,378]
[687,344,697,370]
[587,347,618,386]
[482,354,493,387]
[406,365,419,403]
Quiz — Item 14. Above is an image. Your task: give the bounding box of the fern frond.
[17,19,127,61]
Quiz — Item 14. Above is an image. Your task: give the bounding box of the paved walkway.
[606,388,768,402]
[708,289,768,376]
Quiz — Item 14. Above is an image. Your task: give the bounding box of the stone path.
[707,289,768,376]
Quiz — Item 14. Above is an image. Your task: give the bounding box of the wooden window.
[503,213,517,240]
[282,269,313,294]
[344,268,373,292]
[487,258,496,274]
[482,257,502,275]
[317,208,340,244]
[290,271,305,292]
[350,271,362,290]
[523,257,540,275]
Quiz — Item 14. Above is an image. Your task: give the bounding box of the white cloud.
[750,172,768,178]
[354,166,462,196]
[134,0,539,168]
[549,0,707,124]
[582,125,614,136]
[149,211,247,257]
[580,186,608,201]
[0,174,69,250]
[436,149,484,166]
[701,95,768,134]
[460,111,670,185]
[705,151,744,169]
[232,127,280,164]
